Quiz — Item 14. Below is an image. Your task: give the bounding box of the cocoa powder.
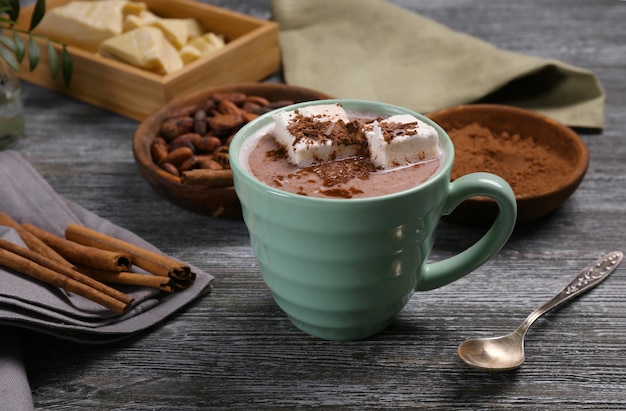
[448,123,573,197]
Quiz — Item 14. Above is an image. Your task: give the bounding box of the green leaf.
[0,6,13,17]
[2,0,19,23]
[0,44,18,71]
[61,45,72,87]
[29,0,46,31]
[0,34,15,52]
[46,40,58,80]
[27,35,39,71]
[12,31,24,62]
[0,19,14,29]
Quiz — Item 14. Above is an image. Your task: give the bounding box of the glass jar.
[0,58,25,149]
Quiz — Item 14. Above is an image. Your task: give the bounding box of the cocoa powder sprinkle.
[449,123,574,197]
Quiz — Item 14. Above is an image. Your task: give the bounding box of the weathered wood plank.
[11,0,626,409]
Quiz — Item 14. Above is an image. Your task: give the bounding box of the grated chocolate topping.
[379,121,419,143]
[265,144,375,196]
[287,111,368,147]
[299,157,375,187]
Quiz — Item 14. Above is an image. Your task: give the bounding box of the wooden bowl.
[133,83,333,218]
[427,104,589,224]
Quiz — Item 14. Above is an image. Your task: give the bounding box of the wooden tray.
[14,0,280,120]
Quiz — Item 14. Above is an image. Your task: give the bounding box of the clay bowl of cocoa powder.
[427,104,589,225]
[133,83,333,218]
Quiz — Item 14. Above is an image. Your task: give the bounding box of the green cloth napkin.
[272,0,605,129]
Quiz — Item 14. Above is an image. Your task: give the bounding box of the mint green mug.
[230,99,516,340]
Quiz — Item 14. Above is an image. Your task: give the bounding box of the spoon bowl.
[458,251,623,371]
[458,330,525,371]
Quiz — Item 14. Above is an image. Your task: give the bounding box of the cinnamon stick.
[0,247,129,315]
[0,212,72,268]
[78,267,175,293]
[0,238,134,306]
[65,224,196,282]
[23,223,133,272]
[180,169,233,187]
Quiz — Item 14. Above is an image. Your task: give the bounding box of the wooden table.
[13,0,626,409]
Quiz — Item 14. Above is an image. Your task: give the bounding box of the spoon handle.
[520,251,623,330]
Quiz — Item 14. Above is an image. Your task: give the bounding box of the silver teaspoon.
[458,251,623,371]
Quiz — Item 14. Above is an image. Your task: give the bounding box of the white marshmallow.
[272,104,364,167]
[365,114,439,169]
[292,104,349,123]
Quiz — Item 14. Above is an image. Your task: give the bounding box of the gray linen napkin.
[0,328,33,411]
[0,150,213,342]
[0,150,213,409]
[273,0,606,129]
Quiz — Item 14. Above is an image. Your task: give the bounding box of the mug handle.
[416,172,517,291]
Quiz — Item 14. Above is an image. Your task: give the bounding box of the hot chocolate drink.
[240,103,443,199]
[229,99,517,340]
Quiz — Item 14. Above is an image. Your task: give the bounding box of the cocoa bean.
[218,99,243,116]
[159,117,194,141]
[167,104,197,120]
[242,112,259,122]
[161,162,179,176]
[179,155,200,172]
[199,99,216,113]
[194,136,222,153]
[193,110,207,135]
[169,133,201,151]
[150,138,169,164]
[242,101,261,112]
[214,151,230,169]
[211,92,247,105]
[151,91,312,187]
[245,95,270,106]
[208,114,244,136]
[162,146,194,167]
[197,156,224,170]
[168,139,196,152]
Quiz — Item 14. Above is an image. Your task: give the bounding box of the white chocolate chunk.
[365,114,439,169]
[124,11,207,50]
[272,104,365,167]
[150,18,204,50]
[99,26,183,75]
[35,0,147,52]
[188,32,226,55]
[123,10,160,32]
[179,44,203,64]
[292,104,350,123]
